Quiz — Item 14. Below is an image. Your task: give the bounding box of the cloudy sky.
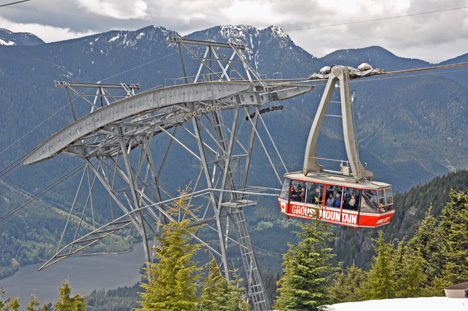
[1,0,468,63]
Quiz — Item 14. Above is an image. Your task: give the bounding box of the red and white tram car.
[278,172,394,228]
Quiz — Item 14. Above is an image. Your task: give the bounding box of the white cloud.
[219,1,276,25]
[0,0,467,63]
[76,0,149,20]
[0,16,96,43]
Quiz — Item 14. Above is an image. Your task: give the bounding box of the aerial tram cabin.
[279,173,394,228]
[278,64,394,228]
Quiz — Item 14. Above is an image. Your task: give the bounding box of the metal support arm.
[303,65,373,182]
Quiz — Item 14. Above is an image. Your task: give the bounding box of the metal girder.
[22,82,253,165]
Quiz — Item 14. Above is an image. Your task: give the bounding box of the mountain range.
[1,24,468,279]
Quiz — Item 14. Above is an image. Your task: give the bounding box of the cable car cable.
[285,5,468,32]
[0,0,31,8]
[0,51,188,226]
[381,61,468,77]
[0,52,179,178]
[0,163,84,225]
[0,156,24,179]
[265,61,468,87]
[0,163,85,226]
[351,68,468,84]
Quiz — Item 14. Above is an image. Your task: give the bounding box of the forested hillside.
[332,170,468,270]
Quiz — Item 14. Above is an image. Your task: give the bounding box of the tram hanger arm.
[303,65,373,182]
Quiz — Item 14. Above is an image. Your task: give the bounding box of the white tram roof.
[285,172,391,190]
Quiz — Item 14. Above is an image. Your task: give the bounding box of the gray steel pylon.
[23,38,315,311]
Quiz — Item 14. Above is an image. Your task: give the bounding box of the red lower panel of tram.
[278,198,394,228]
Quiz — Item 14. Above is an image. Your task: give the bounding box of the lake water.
[0,243,146,305]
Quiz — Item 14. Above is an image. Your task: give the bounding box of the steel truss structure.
[22,37,314,310]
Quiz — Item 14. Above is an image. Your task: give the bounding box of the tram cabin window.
[307,182,323,205]
[343,187,360,211]
[280,178,291,200]
[377,187,394,212]
[378,189,385,207]
[385,188,394,211]
[291,180,306,202]
[360,190,378,213]
[326,185,343,208]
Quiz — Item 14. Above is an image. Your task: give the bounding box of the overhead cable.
[0,0,31,8]
[286,6,468,32]
[0,163,85,225]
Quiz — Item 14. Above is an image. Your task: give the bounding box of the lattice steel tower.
[22,37,313,310]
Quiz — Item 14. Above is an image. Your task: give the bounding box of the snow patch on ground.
[324,297,468,311]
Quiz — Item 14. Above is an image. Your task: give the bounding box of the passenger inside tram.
[290,186,298,201]
[306,183,323,205]
[290,181,305,202]
[360,190,378,213]
[333,192,341,208]
[325,185,342,208]
[326,193,334,207]
[343,188,360,210]
[349,194,357,208]
[343,190,351,205]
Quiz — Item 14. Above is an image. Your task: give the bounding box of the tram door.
[323,185,343,224]
[342,187,361,226]
[279,178,291,214]
[306,182,323,205]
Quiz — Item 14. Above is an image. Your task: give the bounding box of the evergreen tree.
[138,192,202,311]
[53,282,87,311]
[393,239,406,282]
[25,295,40,311]
[330,262,365,303]
[407,205,444,281]
[362,231,395,300]
[275,216,335,311]
[7,297,20,311]
[0,287,7,311]
[24,294,50,311]
[439,190,468,285]
[262,269,277,307]
[329,268,346,303]
[198,256,250,311]
[396,247,427,297]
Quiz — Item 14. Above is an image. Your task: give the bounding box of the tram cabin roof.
[285,172,391,190]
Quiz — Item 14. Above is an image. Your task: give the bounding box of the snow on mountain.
[84,26,176,49]
[0,38,15,46]
[185,24,313,74]
[0,28,44,46]
[324,297,468,311]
